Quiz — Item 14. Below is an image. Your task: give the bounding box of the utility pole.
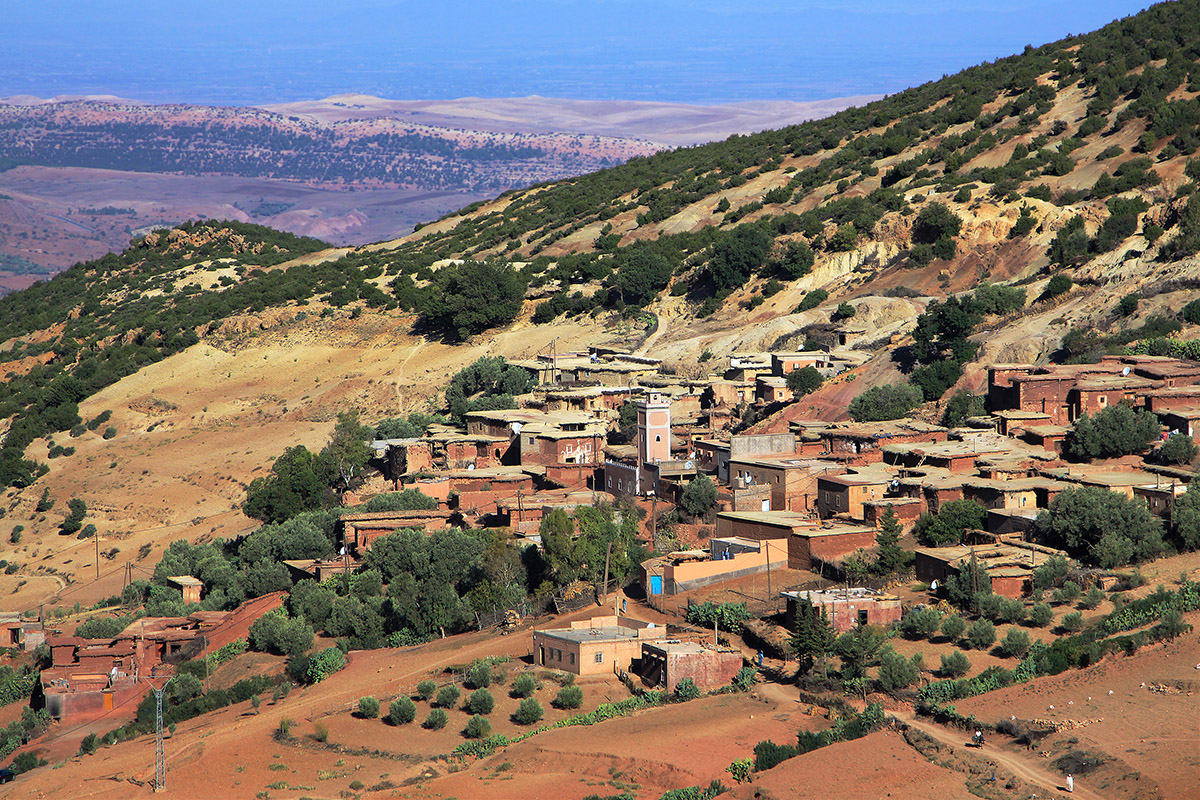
[144,676,173,793]
[601,542,612,609]
[765,541,773,602]
[154,684,166,792]
[649,491,657,552]
[95,531,100,581]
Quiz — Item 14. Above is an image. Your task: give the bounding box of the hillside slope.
[4,1,1200,602]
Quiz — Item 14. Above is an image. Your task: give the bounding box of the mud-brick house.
[725,353,772,382]
[816,468,896,520]
[708,380,756,409]
[881,437,1014,474]
[782,587,902,633]
[536,385,636,420]
[821,420,948,464]
[993,410,1053,436]
[770,351,832,377]
[914,543,1064,598]
[1041,467,1161,500]
[788,523,879,571]
[372,438,434,478]
[341,509,459,556]
[43,595,284,720]
[0,613,43,650]
[517,416,606,468]
[961,477,1068,512]
[638,641,742,692]
[450,468,535,515]
[862,498,924,531]
[166,576,203,605]
[729,454,828,513]
[1152,402,1200,437]
[532,616,668,676]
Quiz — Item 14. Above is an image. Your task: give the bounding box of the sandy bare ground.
[0,307,616,612]
[952,616,1200,800]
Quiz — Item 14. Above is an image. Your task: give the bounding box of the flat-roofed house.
[914,543,1065,598]
[782,587,902,633]
[532,616,668,676]
[816,469,895,520]
[729,455,829,513]
[638,642,742,692]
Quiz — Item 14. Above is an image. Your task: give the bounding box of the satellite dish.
[685,460,695,469]
[1122,367,1130,376]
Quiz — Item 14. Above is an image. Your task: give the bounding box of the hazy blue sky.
[2,0,1155,105]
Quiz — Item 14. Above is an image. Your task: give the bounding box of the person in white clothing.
[1066,774,1074,793]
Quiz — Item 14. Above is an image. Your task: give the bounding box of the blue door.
[650,576,663,595]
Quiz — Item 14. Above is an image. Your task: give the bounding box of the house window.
[594,652,604,664]
[570,653,576,665]
[857,609,868,626]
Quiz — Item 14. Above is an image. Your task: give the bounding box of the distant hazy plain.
[3,0,1153,105]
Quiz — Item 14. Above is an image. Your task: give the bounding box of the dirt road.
[895,709,1104,800]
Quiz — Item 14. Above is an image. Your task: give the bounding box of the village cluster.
[19,345,1200,716]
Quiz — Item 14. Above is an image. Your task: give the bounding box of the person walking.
[1066,774,1074,793]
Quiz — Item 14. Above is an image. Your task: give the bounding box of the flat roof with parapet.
[1075,376,1156,391]
[717,510,813,527]
[538,625,646,643]
[883,434,1012,460]
[544,386,636,398]
[818,468,896,486]
[728,454,827,470]
[718,512,874,536]
[446,466,532,480]
[642,641,739,656]
[1042,467,1161,487]
[963,476,1069,493]
[520,422,607,439]
[464,409,597,426]
[1156,403,1200,418]
[167,576,203,587]
[771,350,830,359]
[1016,424,1070,442]
[994,410,1053,420]
[914,543,1060,570]
[781,587,899,603]
[896,468,970,490]
[822,420,947,439]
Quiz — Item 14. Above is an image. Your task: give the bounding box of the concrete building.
[532,616,668,676]
[640,537,789,596]
[714,512,877,571]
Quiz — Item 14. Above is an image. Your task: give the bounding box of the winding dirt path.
[894,709,1105,799]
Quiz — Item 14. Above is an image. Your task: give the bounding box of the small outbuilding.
[166,576,203,605]
[638,641,743,693]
